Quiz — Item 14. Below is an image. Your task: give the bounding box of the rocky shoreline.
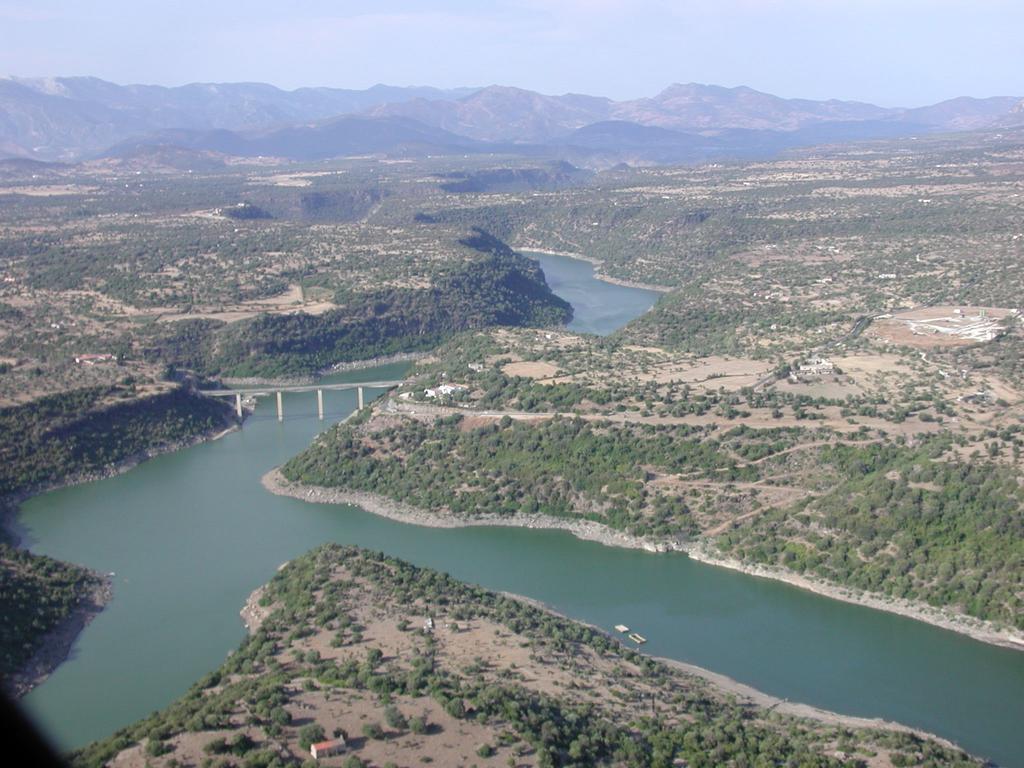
[515,245,673,293]
[261,468,684,553]
[264,469,1024,653]
[654,653,967,751]
[240,584,270,633]
[327,351,429,372]
[683,541,1024,653]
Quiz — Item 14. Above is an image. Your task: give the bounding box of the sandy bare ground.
[248,170,342,187]
[0,184,99,196]
[156,284,336,323]
[773,377,865,398]
[501,360,561,379]
[869,306,1014,349]
[156,303,336,323]
[552,354,775,390]
[477,327,781,392]
[663,355,774,385]
[82,283,336,325]
[889,306,1014,322]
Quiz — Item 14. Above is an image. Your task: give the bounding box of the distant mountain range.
[0,76,475,160]
[1,76,1021,166]
[371,83,1023,142]
[105,116,485,163]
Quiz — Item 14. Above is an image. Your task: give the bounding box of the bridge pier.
[207,381,401,420]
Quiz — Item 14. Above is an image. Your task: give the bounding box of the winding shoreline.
[683,541,1024,653]
[517,246,674,294]
[1,416,241,698]
[263,469,1024,653]
[654,654,966,750]
[2,420,240,548]
[239,571,969,754]
[2,574,112,699]
[261,468,684,553]
[501,591,966,752]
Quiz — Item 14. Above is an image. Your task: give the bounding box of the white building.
[797,357,834,375]
[424,384,467,398]
[75,353,115,365]
[310,738,346,759]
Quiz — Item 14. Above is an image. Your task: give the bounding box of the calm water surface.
[529,251,661,335]
[17,254,1024,766]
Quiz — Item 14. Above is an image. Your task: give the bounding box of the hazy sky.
[1,1,1020,106]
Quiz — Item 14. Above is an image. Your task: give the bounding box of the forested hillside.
[147,230,572,378]
[718,440,1024,629]
[0,384,234,498]
[0,546,104,685]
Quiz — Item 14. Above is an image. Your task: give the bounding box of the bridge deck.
[203,380,404,397]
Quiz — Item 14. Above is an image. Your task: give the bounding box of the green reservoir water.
[16,253,1024,767]
[529,251,661,335]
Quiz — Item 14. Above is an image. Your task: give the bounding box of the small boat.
[614,624,630,633]
[628,633,647,644]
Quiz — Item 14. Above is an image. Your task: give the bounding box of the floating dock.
[614,624,630,633]
[628,633,647,645]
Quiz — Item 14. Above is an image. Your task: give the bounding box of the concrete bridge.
[204,380,404,421]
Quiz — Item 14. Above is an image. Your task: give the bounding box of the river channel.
[17,253,1024,766]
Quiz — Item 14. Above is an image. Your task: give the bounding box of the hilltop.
[3,76,1022,165]
[71,544,981,768]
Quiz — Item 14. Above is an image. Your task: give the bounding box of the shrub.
[384,705,408,730]
[298,723,325,750]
